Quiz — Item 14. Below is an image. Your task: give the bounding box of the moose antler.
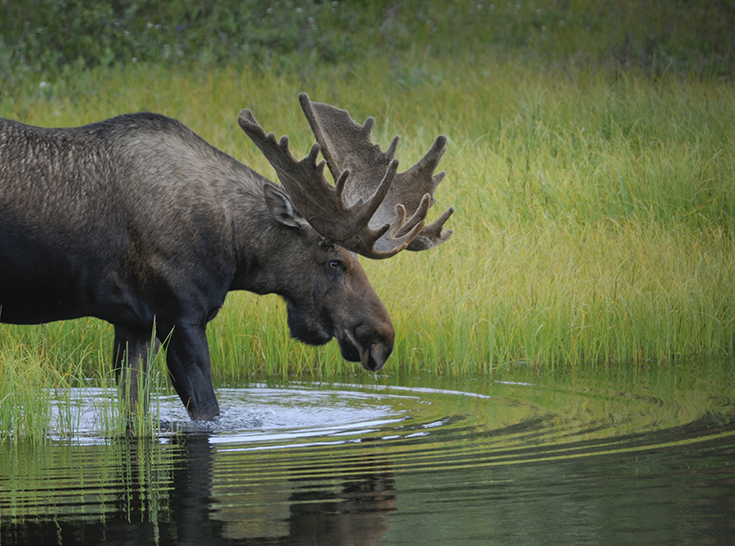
[298,93,454,252]
[238,93,454,258]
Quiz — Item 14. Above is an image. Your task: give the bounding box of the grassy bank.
[1,42,734,438]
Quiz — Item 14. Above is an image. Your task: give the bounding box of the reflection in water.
[0,434,396,545]
[282,460,394,545]
[1,361,735,545]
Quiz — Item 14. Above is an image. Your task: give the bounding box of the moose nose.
[361,342,392,372]
[354,323,394,372]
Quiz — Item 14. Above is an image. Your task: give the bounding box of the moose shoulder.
[0,94,453,421]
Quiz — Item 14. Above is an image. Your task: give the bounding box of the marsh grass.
[1,52,734,439]
[388,220,735,373]
[0,340,54,442]
[0,321,171,441]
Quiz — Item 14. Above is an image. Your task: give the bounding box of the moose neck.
[224,178,308,297]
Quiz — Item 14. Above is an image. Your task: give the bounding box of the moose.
[0,93,453,421]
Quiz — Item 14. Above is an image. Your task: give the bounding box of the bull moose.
[0,93,453,421]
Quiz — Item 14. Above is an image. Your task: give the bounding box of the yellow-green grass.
[1,57,733,439]
[0,322,171,440]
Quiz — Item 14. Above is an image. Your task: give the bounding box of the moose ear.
[263,183,309,230]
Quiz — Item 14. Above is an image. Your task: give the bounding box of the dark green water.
[1,360,734,545]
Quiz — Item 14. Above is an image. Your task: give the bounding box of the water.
[1,360,734,545]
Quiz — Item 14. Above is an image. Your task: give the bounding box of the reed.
[0,320,171,441]
[0,339,53,442]
[1,50,733,439]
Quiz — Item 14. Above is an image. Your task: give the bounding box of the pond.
[1,359,734,545]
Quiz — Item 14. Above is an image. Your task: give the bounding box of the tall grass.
[0,339,54,442]
[0,320,170,441]
[385,220,734,374]
[1,50,734,439]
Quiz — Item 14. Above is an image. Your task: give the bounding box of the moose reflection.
[0,434,396,546]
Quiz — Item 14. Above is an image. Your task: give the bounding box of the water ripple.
[6,365,735,546]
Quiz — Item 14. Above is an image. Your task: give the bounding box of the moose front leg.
[114,324,160,421]
[164,325,220,421]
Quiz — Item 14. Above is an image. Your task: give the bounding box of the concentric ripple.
[3,364,735,545]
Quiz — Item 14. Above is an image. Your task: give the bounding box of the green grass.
[1,17,734,439]
[0,320,172,440]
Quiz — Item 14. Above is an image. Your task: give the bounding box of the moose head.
[236,93,454,372]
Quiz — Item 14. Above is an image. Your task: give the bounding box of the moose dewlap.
[0,93,454,421]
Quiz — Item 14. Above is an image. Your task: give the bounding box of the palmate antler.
[238,93,454,259]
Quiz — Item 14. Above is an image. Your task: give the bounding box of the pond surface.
[1,360,734,545]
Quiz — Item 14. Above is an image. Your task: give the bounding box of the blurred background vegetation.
[1,0,734,80]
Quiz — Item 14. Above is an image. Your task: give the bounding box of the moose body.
[0,94,452,421]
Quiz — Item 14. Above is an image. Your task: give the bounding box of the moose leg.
[114,324,159,420]
[164,325,220,421]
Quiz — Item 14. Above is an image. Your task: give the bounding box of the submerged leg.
[113,323,160,421]
[164,325,220,421]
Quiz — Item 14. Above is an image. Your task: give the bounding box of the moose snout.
[362,341,393,372]
[338,321,394,372]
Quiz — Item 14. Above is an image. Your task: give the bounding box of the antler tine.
[392,135,455,250]
[406,206,455,251]
[238,107,416,259]
[299,93,454,254]
[239,108,336,204]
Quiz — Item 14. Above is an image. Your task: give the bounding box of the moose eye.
[329,260,341,270]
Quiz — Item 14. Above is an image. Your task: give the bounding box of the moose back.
[0,94,453,421]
